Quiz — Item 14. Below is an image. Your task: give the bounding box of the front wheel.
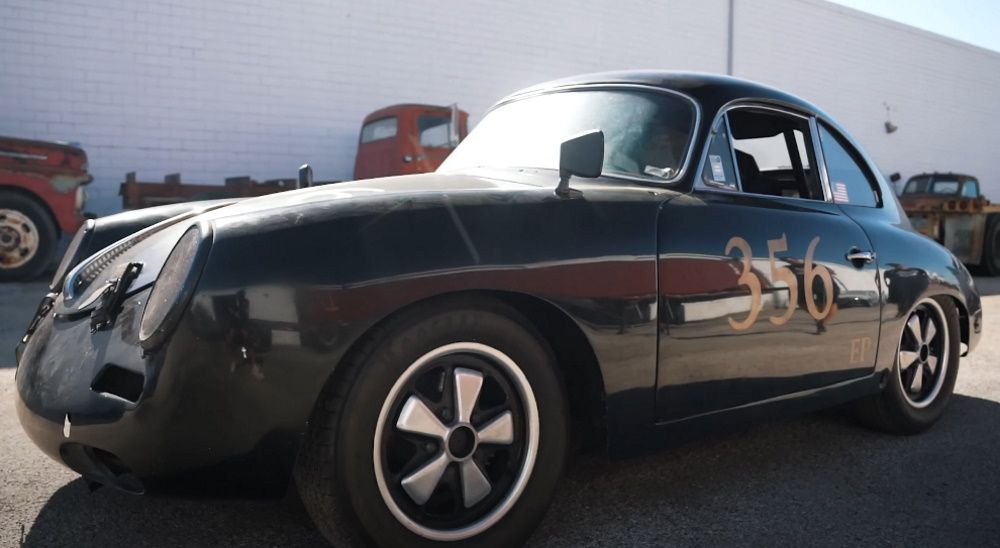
[296,299,568,547]
[854,296,960,434]
[0,191,58,282]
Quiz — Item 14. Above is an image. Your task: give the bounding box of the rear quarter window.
[818,123,879,207]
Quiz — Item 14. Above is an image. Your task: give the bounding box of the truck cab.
[353,104,468,180]
[900,172,1000,274]
[901,172,981,200]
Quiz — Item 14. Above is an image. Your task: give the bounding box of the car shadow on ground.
[20,394,1000,547]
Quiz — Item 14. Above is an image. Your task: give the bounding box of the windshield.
[439,89,696,182]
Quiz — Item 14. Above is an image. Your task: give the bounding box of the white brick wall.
[734,0,1000,198]
[0,0,996,214]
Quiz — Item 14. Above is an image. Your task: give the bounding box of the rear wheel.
[854,296,960,434]
[984,214,1000,276]
[0,191,58,282]
[295,298,568,547]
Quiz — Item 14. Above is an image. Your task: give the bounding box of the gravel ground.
[1,278,998,547]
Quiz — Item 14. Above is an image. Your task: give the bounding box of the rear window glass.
[903,176,969,196]
[360,117,398,143]
[931,180,960,194]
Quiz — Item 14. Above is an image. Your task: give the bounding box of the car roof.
[362,104,468,123]
[907,172,977,181]
[494,70,832,120]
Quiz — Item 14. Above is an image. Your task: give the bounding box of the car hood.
[58,171,544,313]
[205,171,542,222]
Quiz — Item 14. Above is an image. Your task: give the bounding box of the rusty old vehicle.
[899,172,1000,275]
[118,104,468,209]
[0,136,92,281]
[15,72,982,547]
[119,172,297,209]
[354,104,469,179]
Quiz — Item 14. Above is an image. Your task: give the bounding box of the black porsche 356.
[15,72,983,546]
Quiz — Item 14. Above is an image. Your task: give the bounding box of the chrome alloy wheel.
[897,298,950,409]
[373,342,539,541]
[0,208,39,270]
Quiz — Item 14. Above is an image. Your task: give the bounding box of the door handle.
[846,249,876,264]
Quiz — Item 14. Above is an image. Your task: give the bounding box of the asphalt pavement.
[2,278,999,547]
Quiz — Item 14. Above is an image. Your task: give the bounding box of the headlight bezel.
[138,222,213,351]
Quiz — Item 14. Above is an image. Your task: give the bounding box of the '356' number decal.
[725,234,833,331]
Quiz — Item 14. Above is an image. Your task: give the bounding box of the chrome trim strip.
[809,116,834,202]
[0,150,47,161]
[724,113,744,192]
[484,83,702,186]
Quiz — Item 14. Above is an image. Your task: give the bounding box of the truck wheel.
[984,215,1000,276]
[0,191,58,282]
[854,296,960,434]
[295,298,568,547]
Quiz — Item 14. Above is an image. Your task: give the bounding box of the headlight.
[139,224,212,350]
[50,219,95,291]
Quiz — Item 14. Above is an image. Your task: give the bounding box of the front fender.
[188,184,667,454]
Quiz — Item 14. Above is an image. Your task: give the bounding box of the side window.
[962,180,980,198]
[817,123,880,207]
[360,117,398,144]
[930,178,960,195]
[726,109,824,200]
[701,118,738,190]
[418,115,452,148]
[903,175,931,195]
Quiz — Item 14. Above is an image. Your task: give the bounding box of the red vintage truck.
[0,136,92,281]
[354,103,468,179]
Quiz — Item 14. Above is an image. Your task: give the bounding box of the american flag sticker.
[833,182,850,203]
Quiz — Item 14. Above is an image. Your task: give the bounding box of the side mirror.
[297,164,313,188]
[888,172,901,183]
[556,129,604,197]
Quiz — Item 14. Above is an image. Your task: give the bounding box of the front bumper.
[15,288,304,492]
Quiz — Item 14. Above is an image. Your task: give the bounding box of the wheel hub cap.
[0,209,39,269]
[373,342,540,541]
[0,227,18,249]
[446,425,477,460]
[897,299,949,408]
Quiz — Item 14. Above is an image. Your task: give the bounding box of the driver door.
[655,105,882,422]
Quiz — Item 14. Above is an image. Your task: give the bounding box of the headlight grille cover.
[139,225,211,350]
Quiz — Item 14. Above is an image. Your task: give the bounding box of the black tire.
[0,190,58,282]
[854,295,960,434]
[984,214,1000,276]
[295,297,569,547]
